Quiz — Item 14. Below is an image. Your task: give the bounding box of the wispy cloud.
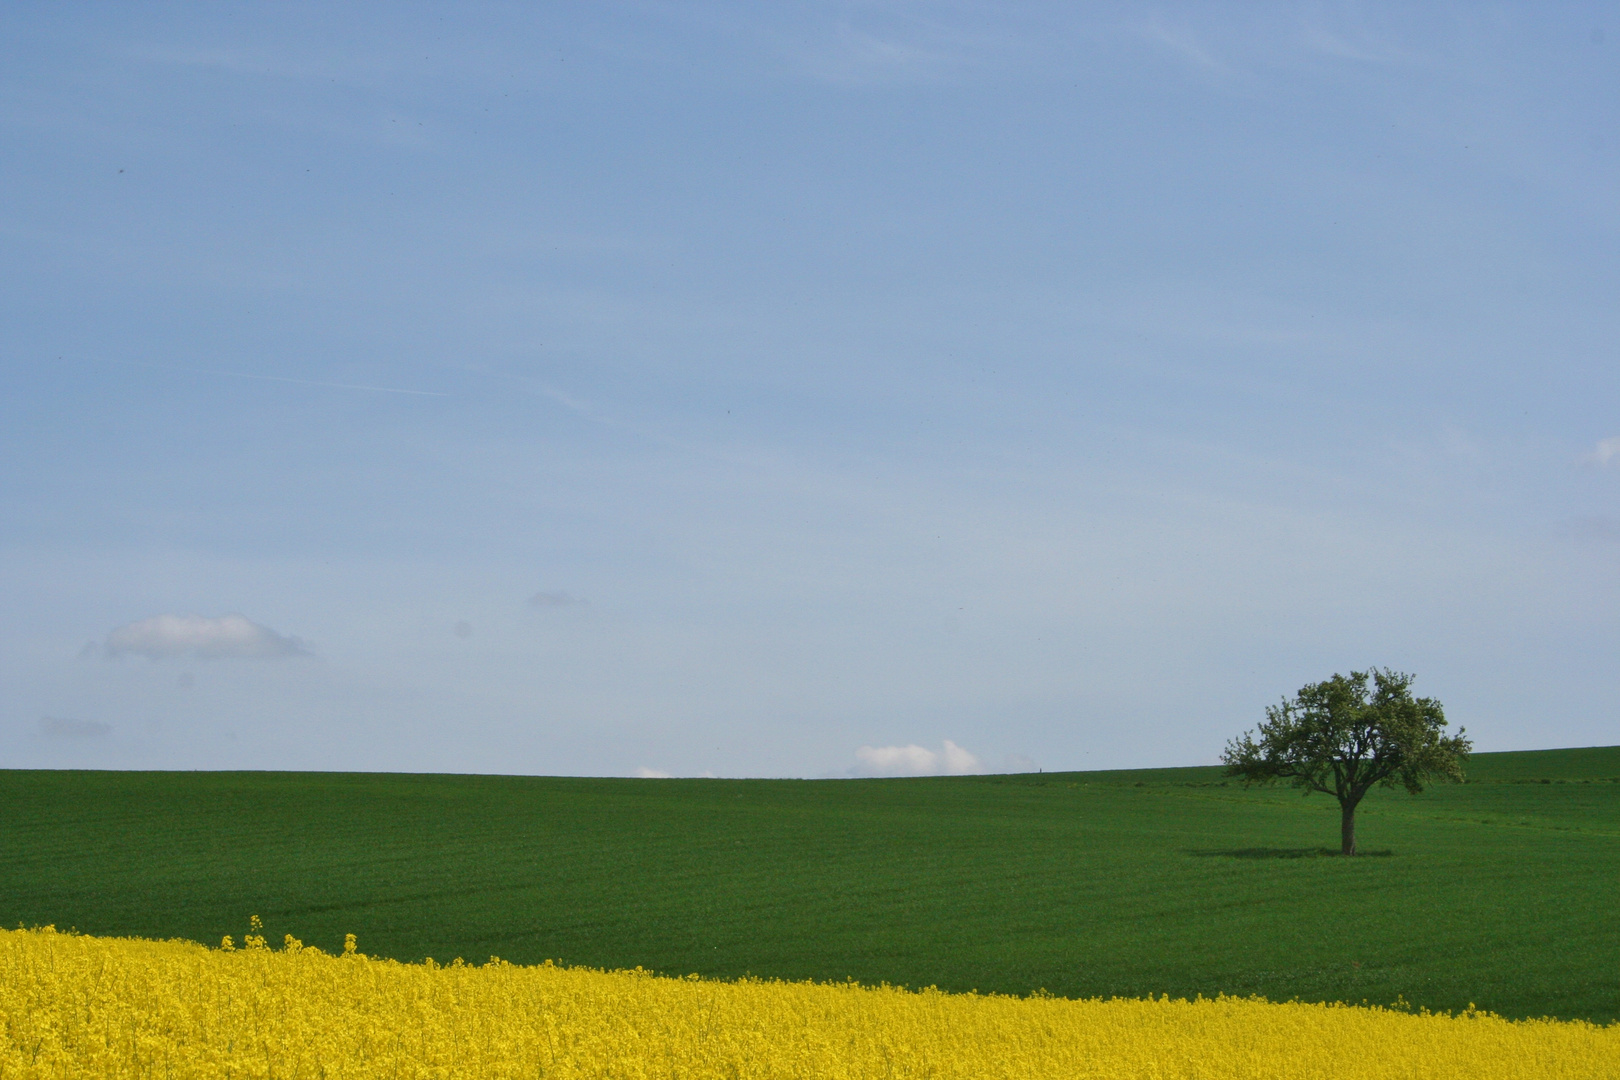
[1583,437,1620,466]
[789,15,1012,87]
[852,739,983,777]
[38,716,112,739]
[189,367,447,397]
[72,355,446,397]
[121,42,391,88]
[1137,16,1228,75]
[125,44,307,78]
[634,766,672,778]
[530,591,585,608]
[1568,517,1620,543]
[1299,24,1410,66]
[102,614,309,660]
[815,24,949,81]
[1137,13,1411,80]
[531,381,619,426]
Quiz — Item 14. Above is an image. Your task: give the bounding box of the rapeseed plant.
[0,925,1612,1078]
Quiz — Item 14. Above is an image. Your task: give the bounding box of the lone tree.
[1221,669,1470,855]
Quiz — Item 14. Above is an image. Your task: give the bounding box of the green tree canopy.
[1221,669,1470,855]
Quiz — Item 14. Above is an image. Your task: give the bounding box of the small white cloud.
[39,717,112,739]
[634,766,672,778]
[103,613,308,660]
[852,739,984,777]
[530,591,584,608]
[1584,437,1620,466]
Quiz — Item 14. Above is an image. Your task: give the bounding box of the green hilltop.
[3,745,1617,1022]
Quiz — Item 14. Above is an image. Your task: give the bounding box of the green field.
[3,747,1617,1022]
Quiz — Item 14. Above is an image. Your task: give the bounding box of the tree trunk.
[1340,799,1358,856]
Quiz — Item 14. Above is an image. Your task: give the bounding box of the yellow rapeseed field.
[1,925,1614,1078]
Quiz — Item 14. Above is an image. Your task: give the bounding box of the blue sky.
[3,3,1617,777]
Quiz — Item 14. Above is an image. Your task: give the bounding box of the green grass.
[3,747,1617,1022]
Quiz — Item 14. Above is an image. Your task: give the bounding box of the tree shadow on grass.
[1184,847,1395,859]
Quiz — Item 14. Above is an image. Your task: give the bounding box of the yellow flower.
[0,925,1613,1078]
